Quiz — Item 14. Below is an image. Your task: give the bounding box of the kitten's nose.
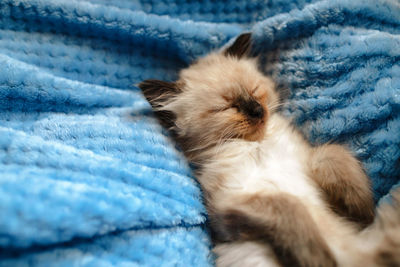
[244,100,264,120]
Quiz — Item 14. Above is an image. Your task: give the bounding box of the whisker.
[268,101,284,113]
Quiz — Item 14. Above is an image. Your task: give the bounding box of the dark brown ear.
[224,33,252,59]
[138,79,180,104]
[138,79,181,130]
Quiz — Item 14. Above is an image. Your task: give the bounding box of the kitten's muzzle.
[238,98,265,121]
[246,102,264,120]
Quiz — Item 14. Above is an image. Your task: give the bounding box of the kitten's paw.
[213,194,337,267]
[310,144,375,227]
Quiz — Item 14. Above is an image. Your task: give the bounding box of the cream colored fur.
[140,48,400,266]
[202,113,370,267]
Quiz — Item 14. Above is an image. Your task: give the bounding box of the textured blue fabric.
[0,0,399,266]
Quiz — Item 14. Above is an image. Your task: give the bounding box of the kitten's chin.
[242,124,266,142]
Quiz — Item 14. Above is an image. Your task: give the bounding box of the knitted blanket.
[0,0,399,266]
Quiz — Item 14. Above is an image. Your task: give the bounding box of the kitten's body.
[200,114,364,266]
[199,114,314,202]
[139,34,400,266]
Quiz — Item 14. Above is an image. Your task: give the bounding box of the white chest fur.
[200,114,323,207]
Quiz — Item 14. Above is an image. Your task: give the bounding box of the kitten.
[139,33,400,267]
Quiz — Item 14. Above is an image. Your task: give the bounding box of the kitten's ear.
[138,79,180,104]
[138,79,181,129]
[224,32,252,59]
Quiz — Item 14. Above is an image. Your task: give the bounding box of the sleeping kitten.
[139,33,400,267]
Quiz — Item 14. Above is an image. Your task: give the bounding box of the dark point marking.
[210,194,337,267]
[138,79,180,103]
[235,97,265,121]
[224,33,252,59]
[138,79,182,130]
[309,144,375,228]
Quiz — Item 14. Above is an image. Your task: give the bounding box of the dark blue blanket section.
[0,0,399,266]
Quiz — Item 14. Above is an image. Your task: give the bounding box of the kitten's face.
[139,34,278,154]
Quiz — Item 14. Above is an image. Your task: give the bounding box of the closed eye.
[251,85,259,94]
[209,106,231,113]
[222,94,234,102]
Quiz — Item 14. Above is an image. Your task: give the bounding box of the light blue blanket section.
[0,0,399,266]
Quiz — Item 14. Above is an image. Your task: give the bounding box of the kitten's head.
[139,33,279,158]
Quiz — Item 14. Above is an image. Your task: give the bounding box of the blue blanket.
[0,0,399,266]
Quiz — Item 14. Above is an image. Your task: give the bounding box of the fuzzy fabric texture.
[0,0,399,266]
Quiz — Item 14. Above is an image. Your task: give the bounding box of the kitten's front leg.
[211,193,337,267]
[309,144,374,227]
